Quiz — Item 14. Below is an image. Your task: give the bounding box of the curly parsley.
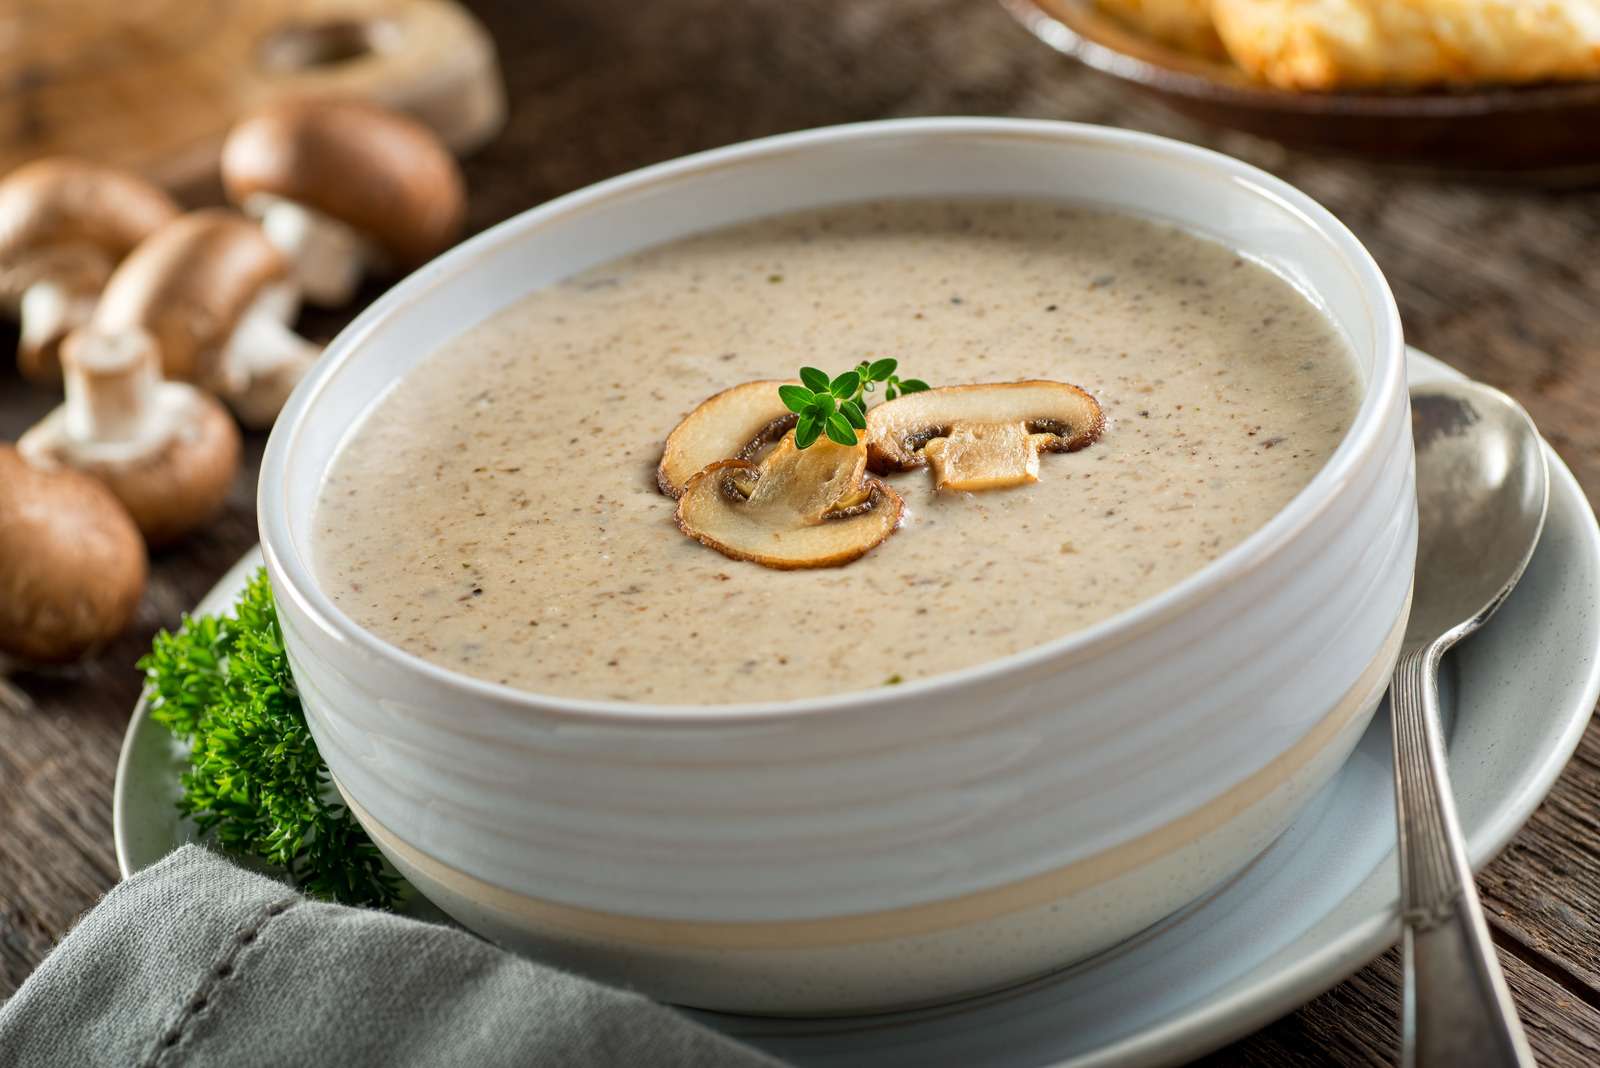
[138,569,399,908]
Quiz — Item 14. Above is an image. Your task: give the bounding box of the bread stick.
[1212,0,1600,89]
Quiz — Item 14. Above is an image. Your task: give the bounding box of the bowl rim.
[259,116,1405,724]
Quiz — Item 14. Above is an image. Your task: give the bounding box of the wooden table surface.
[3,1,1599,1063]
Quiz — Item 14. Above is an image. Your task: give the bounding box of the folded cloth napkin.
[0,846,784,1067]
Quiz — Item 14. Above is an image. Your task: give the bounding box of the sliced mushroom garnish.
[865,380,1104,492]
[675,435,903,569]
[656,380,797,498]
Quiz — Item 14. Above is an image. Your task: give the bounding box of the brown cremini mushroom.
[675,434,903,569]
[0,158,179,382]
[0,444,147,663]
[19,326,241,547]
[657,380,798,498]
[91,210,321,428]
[865,381,1104,492]
[221,98,466,307]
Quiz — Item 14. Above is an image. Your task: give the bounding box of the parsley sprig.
[778,359,929,449]
[139,569,400,908]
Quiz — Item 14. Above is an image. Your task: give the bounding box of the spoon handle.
[1390,642,1534,1068]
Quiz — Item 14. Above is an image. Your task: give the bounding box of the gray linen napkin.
[0,845,784,1067]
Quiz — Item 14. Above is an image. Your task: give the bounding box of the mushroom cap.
[86,394,240,547]
[221,97,466,267]
[91,210,290,381]
[0,445,147,663]
[865,380,1105,473]
[657,380,797,498]
[675,435,904,569]
[0,157,179,281]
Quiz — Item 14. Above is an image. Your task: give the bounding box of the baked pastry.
[1210,0,1600,89]
[1094,0,1227,56]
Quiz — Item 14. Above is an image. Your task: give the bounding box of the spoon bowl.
[1407,382,1550,650]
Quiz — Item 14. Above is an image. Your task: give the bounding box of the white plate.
[116,348,1600,1068]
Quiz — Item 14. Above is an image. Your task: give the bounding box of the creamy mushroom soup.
[314,200,1361,704]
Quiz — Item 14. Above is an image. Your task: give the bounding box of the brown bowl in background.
[1003,0,1600,178]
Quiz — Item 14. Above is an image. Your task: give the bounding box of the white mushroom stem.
[207,282,322,428]
[245,193,378,306]
[19,327,186,468]
[18,277,99,361]
[63,329,160,443]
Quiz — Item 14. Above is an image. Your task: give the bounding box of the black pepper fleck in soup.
[314,200,1360,705]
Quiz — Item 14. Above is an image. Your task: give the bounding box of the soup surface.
[314,200,1361,704]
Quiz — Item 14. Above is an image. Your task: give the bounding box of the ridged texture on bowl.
[334,607,1401,1014]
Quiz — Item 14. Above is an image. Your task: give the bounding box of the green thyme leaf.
[828,370,861,399]
[825,412,858,446]
[840,399,866,429]
[885,382,899,400]
[867,358,897,381]
[778,384,815,413]
[799,366,831,393]
[898,378,930,394]
[795,414,822,449]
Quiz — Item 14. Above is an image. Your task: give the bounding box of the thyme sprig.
[778,359,929,449]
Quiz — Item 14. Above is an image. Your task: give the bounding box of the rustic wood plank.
[1196,944,1600,1068]
[1481,729,1600,994]
[2,2,1600,1064]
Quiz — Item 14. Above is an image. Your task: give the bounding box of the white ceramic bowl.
[259,118,1415,1016]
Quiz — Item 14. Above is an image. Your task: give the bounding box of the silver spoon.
[1392,380,1548,1067]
